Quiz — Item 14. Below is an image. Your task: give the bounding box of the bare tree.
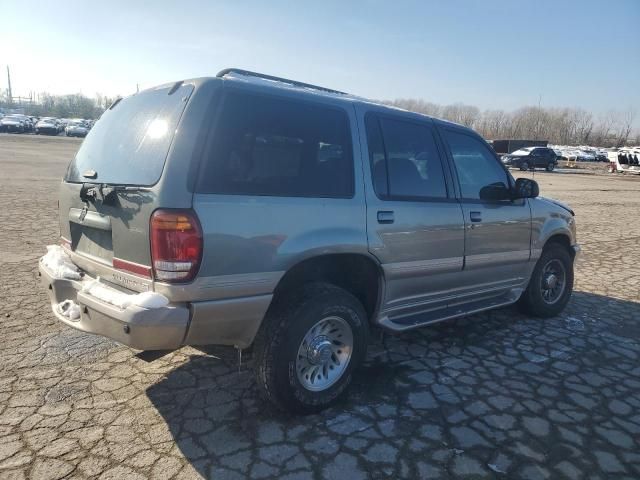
[385,98,639,147]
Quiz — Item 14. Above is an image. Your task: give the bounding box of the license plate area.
[70,223,113,264]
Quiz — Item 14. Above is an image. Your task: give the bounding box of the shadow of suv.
[39,68,580,413]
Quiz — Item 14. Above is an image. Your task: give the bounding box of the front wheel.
[520,161,530,171]
[518,243,574,317]
[254,283,369,414]
[546,162,555,172]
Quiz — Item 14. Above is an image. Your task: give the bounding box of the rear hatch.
[59,82,195,292]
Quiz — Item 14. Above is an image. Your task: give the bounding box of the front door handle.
[470,211,482,222]
[377,211,395,224]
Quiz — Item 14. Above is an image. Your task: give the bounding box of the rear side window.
[366,114,448,200]
[197,92,354,198]
[443,129,509,200]
[66,84,194,185]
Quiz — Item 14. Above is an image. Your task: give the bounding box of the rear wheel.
[518,243,574,317]
[254,282,369,414]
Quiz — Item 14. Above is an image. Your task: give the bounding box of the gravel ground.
[0,133,639,479]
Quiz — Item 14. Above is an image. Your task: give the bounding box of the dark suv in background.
[501,147,559,171]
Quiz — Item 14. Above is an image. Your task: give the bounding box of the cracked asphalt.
[1,133,639,479]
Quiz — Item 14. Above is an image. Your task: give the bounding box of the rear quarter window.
[197,91,354,198]
[65,84,194,185]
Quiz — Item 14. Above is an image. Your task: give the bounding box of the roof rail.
[216,68,347,95]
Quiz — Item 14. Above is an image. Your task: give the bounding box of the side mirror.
[513,178,539,199]
[479,183,511,201]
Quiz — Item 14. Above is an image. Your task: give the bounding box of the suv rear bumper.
[39,260,189,350]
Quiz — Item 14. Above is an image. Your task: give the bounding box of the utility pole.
[7,66,13,105]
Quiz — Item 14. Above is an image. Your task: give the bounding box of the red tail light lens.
[150,209,203,282]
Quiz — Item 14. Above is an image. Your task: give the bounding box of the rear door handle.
[377,211,395,224]
[470,211,482,222]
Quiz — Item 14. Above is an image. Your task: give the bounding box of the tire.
[518,243,574,318]
[254,282,369,414]
[520,161,529,171]
[546,162,555,172]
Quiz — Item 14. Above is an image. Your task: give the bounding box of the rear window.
[65,84,194,185]
[197,91,354,198]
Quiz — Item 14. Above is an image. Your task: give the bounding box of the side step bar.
[379,289,522,332]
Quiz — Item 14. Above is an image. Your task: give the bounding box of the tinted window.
[443,130,509,200]
[66,84,194,185]
[366,114,447,199]
[198,92,353,198]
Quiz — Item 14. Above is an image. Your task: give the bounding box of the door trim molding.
[465,250,530,270]
[383,257,464,279]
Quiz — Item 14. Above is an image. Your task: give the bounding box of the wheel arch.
[542,232,576,259]
[268,253,384,323]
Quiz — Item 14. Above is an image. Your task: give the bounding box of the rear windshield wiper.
[80,183,152,204]
[100,185,153,205]
[101,184,153,194]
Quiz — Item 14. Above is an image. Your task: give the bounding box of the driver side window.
[443,130,509,200]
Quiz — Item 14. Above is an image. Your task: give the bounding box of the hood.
[1,119,22,125]
[538,196,575,216]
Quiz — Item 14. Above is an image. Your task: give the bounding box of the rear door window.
[197,91,354,198]
[366,114,448,200]
[65,84,194,185]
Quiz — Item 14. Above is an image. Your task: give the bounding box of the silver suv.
[39,69,580,413]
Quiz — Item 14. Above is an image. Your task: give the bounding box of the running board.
[378,290,522,332]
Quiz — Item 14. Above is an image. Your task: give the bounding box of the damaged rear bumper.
[38,261,189,350]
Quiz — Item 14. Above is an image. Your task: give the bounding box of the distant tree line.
[0,92,116,120]
[386,99,638,147]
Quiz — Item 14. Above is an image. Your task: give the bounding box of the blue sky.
[2,0,639,122]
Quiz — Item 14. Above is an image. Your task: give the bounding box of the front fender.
[530,198,577,259]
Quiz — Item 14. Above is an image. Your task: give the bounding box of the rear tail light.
[150,209,203,282]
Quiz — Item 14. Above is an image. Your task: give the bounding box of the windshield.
[65,83,194,185]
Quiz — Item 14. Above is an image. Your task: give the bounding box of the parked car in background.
[501,146,558,171]
[35,117,61,135]
[0,114,29,133]
[579,150,596,162]
[595,151,608,162]
[553,149,568,161]
[65,120,89,137]
[39,69,579,413]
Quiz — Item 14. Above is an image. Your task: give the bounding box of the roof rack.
[216,68,347,95]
